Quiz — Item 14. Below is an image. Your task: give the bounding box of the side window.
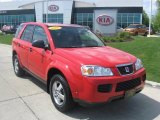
[32,26,48,44]
[15,24,24,38]
[21,25,34,42]
[142,25,146,28]
[137,25,142,28]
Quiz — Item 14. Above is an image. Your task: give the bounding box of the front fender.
[46,60,80,98]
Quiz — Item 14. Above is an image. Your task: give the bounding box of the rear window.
[15,24,24,38]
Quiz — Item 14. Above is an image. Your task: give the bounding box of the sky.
[0,0,157,15]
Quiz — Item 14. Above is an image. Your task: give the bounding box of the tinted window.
[32,26,48,44]
[21,25,34,42]
[142,25,146,28]
[15,24,24,38]
[127,25,137,28]
[49,26,105,48]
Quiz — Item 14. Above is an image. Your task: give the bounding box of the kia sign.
[97,15,114,25]
[48,5,59,12]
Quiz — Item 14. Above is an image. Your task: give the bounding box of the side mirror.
[32,40,47,49]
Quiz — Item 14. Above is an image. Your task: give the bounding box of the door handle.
[29,48,32,52]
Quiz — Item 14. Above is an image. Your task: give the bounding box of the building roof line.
[18,0,73,8]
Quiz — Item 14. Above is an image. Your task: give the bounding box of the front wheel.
[50,74,75,112]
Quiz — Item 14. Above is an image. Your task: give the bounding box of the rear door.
[18,25,35,68]
[28,25,52,80]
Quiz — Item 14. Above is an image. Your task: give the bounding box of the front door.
[28,26,52,80]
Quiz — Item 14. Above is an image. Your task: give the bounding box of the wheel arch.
[47,67,67,93]
[12,50,17,56]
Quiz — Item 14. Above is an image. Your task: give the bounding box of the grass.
[108,36,160,83]
[0,34,14,45]
[0,34,159,82]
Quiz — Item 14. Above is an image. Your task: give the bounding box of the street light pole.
[149,0,153,37]
[46,0,49,23]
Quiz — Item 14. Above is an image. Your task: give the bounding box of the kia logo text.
[48,5,59,12]
[97,15,114,25]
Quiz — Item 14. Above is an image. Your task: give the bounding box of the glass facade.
[43,14,63,23]
[0,14,35,28]
[74,13,142,29]
[74,13,93,29]
[117,13,142,28]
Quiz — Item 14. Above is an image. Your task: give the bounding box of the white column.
[149,0,152,37]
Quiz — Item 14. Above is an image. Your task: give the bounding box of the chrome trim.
[116,63,134,76]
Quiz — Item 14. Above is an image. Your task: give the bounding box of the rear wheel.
[50,74,75,112]
[144,32,148,36]
[13,55,25,77]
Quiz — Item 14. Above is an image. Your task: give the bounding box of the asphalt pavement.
[0,44,160,120]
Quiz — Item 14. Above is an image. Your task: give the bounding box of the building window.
[43,14,63,23]
[0,14,35,29]
[117,13,142,28]
[74,13,93,29]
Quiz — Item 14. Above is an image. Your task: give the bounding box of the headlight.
[81,65,113,77]
[135,58,143,71]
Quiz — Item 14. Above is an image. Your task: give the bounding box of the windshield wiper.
[61,46,82,48]
[83,46,101,47]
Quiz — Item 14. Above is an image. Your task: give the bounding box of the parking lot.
[0,44,160,120]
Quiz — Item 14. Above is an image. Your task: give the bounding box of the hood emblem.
[125,67,130,73]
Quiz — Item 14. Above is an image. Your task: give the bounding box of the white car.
[117,26,124,32]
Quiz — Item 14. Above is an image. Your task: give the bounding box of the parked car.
[1,25,18,34]
[12,22,146,112]
[117,26,124,32]
[124,24,148,36]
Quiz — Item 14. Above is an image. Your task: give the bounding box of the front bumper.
[75,68,146,104]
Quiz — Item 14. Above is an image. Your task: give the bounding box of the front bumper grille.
[117,64,134,75]
[116,78,141,92]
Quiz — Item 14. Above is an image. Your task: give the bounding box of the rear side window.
[21,25,35,42]
[15,24,24,38]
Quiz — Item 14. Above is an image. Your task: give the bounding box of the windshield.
[127,25,137,28]
[49,26,105,48]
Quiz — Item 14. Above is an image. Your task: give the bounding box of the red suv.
[12,22,146,112]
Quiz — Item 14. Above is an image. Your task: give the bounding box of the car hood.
[55,46,137,67]
[125,28,135,31]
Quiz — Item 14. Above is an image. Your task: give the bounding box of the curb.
[146,80,160,88]
[0,43,11,47]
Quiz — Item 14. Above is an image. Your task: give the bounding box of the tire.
[50,74,75,112]
[144,32,148,37]
[13,55,25,77]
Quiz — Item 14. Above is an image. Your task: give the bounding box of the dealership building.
[0,0,143,34]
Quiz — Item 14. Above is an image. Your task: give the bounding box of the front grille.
[116,78,141,92]
[117,64,134,75]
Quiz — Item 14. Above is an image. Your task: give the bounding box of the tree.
[142,10,149,26]
[152,0,160,32]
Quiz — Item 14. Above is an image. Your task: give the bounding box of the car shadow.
[24,73,47,92]
[65,93,160,120]
[23,74,160,120]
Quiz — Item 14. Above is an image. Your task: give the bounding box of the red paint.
[12,22,146,104]
[97,15,114,25]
